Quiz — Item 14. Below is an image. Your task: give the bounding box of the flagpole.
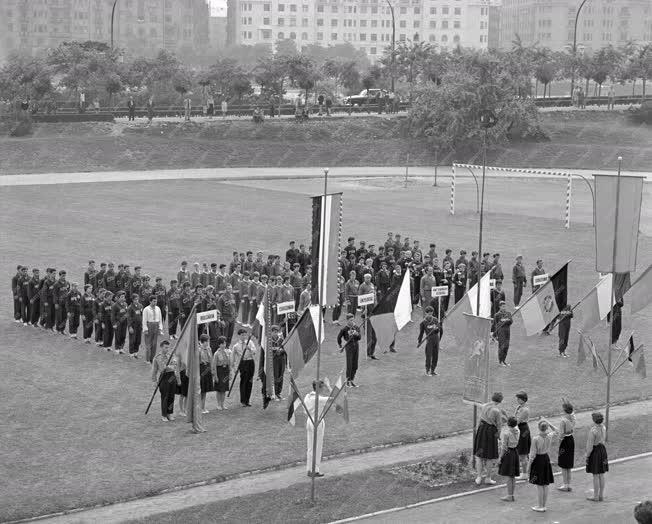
[311,167,329,502]
[605,156,622,442]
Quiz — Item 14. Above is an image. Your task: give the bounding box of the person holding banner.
[151,340,181,422]
[493,302,513,367]
[231,328,257,407]
[474,392,504,485]
[211,336,231,410]
[557,306,573,357]
[337,314,361,387]
[271,325,286,400]
[417,307,440,376]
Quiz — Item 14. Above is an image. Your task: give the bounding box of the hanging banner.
[461,313,492,406]
[533,274,549,287]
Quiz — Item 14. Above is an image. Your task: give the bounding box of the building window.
[453,20,460,29]
[302,4,309,12]
[430,21,436,29]
[441,34,448,42]
[442,21,448,29]
[290,31,296,39]
[262,29,271,39]
[371,6,377,14]
[290,4,297,12]
[400,20,406,28]
[361,6,367,13]
[317,5,323,12]
[331,19,338,26]
[317,31,323,40]
[454,7,461,15]
[400,6,406,14]
[317,18,323,26]
[370,47,377,54]
[399,33,406,41]
[442,6,449,15]
[414,7,420,14]
[278,17,284,25]
[264,3,271,11]
[371,20,377,27]
[414,21,419,28]
[302,18,308,26]
[290,18,296,26]
[360,20,367,27]
[360,33,366,40]
[331,32,337,39]
[301,31,308,39]
[453,34,460,43]
[370,33,377,41]
[278,31,284,38]
[264,17,270,24]
[331,5,338,13]
[278,3,285,11]
[429,34,436,42]
[430,7,436,15]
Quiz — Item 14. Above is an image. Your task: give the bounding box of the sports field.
[1,174,651,521]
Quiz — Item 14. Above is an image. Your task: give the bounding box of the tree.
[200,58,253,102]
[322,59,361,95]
[532,48,559,97]
[285,55,321,102]
[254,55,289,112]
[275,38,298,57]
[0,54,53,103]
[589,45,622,96]
[619,42,652,98]
[381,40,433,101]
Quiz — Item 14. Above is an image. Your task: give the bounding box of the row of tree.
[1,38,650,111]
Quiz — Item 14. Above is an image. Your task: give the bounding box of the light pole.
[110,0,119,49]
[385,0,396,93]
[570,0,589,99]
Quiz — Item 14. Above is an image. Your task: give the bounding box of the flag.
[461,313,492,405]
[287,387,301,426]
[626,334,636,362]
[627,264,652,315]
[320,375,349,424]
[631,344,647,379]
[594,174,644,273]
[285,305,324,379]
[252,289,274,398]
[369,269,412,350]
[444,272,492,343]
[577,332,598,370]
[515,262,569,336]
[174,306,204,432]
[613,272,632,302]
[311,192,343,307]
[577,274,614,331]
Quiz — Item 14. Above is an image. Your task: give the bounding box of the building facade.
[0,0,210,61]
[227,0,492,60]
[498,0,652,52]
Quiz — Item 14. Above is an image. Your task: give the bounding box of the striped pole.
[565,173,572,229]
[449,164,456,215]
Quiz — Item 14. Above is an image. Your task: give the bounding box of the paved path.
[353,455,652,524]
[1,166,650,186]
[33,399,652,523]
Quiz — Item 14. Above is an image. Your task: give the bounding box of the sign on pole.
[277,301,296,315]
[489,279,496,290]
[432,286,449,297]
[357,292,375,307]
[197,309,218,324]
[533,274,549,287]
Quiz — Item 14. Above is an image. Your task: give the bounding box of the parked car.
[343,89,395,106]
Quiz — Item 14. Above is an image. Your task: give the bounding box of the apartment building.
[227,0,492,60]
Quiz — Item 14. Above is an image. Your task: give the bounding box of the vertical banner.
[594,174,644,273]
[461,313,492,405]
[311,192,343,307]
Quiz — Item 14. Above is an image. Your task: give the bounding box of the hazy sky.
[209,0,227,16]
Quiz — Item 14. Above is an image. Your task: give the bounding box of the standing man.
[104,263,117,294]
[53,270,71,335]
[557,305,573,358]
[153,277,167,322]
[27,269,41,326]
[286,241,300,266]
[304,379,333,477]
[127,96,136,121]
[66,282,82,339]
[468,251,480,288]
[337,313,361,387]
[231,329,257,407]
[512,255,527,307]
[217,284,237,346]
[418,306,441,376]
[490,253,504,282]
[531,259,546,293]
[490,280,506,319]
[142,295,164,363]
[493,302,513,366]
[359,273,376,359]
[84,260,97,288]
[184,95,192,121]
[40,268,56,330]
[271,325,286,401]
[420,266,437,311]
[151,340,181,422]
[111,291,129,353]
[127,293,143,358]
[167,280,181,339]
[177,261,190,286]
[17,266,30,325]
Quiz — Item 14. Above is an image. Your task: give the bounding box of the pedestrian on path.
[557,399,576,492]
[528,418,557,513]
[585,411,609,502]
[498,416,520,502]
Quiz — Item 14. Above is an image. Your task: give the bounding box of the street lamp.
[570,0,590,99]
[110,0,119,49]
[385,0,396,93]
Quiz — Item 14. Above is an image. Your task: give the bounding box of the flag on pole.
[319,375,349,424]
[444,272,492,343]
[461,313,492,405]
[369,269,412,350]
[285,305,324,379]
[287,387,301,426]
[515,262,569,336]
[594,174,644,273]
[311,192,343,307]
[176,306,204,432]
[253,289,274,398]
[626,264,652,315]
[577,331,598,370]
[577,274,614,331]
[630,344,647,379]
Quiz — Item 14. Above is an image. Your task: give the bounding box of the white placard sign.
[489,279,496,290]
[533,274,549,287]
[276,301,296,315]
[357,292,376,306]
[197,309,218,324]
[432,286,449,297]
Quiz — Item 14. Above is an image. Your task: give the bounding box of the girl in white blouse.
[528,419,557,512]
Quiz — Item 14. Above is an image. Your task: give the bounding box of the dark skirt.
[176,369,189,396]
[529,453,554,486]
[517,422,531,456]
[498,447,520,478]
[558,435,575,469]
[474,420,499,460]
[586,443,609,474]
[214,365,230,393]
[199,362,214,393]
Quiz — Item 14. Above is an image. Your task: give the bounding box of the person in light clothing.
[304,379,332,477]
[142,295,164,363]
[231,329,257,407]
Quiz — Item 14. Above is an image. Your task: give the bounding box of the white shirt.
[303,391,330,426]
[142,305,163,332]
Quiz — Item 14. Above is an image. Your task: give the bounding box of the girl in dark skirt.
[528,419,557,512]
[498,417,521,502]
[474,392,505,485]
[199,334,214,414]
[586,412,608,501]
[211,336,232,410]
[515,391,531,480]
[177,361,189,417]
[557,399,576,492]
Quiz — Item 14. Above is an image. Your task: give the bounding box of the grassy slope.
[131,413,652,524]
[0,177,650,521]
[0,111,650,175]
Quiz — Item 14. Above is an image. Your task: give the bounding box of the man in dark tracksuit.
[28,269,41,325]
[153,277,167,321]
[490,280,506,319]
[111,292,129,353]
[127,294,143,357]
[102,292,115,349]
[557,305,573,357]
[66,283,82,338]
[94,291,105,345]
[217,284,237,347]
[19,266,30,324]
[52,271,71,334]
[167,280,181,339]
[271,326,286,400]
[84,260,96,289]
[492,302,513,366]
[418,307,441,376]
[337,314,362,387]
[512,255,527,307]
[104,263,117,294]
[468,251,480,288]
[11,265,23,322]
[95,263,107,292]
[40,269,56,329]
[180,282,194,331]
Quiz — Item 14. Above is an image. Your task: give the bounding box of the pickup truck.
[343,89,395,106]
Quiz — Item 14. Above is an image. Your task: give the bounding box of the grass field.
[130,413,652,524]
[1,176,651,521]
[0,110,651,175]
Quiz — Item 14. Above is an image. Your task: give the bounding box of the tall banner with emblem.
[462,313,492,405]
